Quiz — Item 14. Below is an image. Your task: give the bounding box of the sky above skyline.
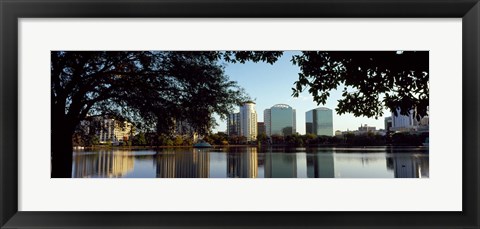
[213,51,391,135]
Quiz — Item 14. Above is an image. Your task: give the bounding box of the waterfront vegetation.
[73,131,428,148]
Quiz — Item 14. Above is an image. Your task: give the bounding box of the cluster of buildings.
[77,105,429,146]
[78,115,203,146]
[227,102,335,141]
[228,102,300,141]
[227,101,259,141]
[78,116,135,145]
[227,102,429,141]
[384,109,429,133]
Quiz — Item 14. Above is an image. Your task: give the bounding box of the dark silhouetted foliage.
[51,51,249,177]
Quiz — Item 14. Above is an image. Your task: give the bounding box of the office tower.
[239,101,258,141]
[264,104,296,136]
[227,113,240,136]
[257,122,266,135]
[384,116,393,131]
[305,107,333,136]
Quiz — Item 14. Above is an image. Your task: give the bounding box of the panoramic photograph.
[51,51,429,178]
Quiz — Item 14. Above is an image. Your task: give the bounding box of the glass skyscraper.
[264,104,296,136]
[305,107,333,136]
[227,113,240,136]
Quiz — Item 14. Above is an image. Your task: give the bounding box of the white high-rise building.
[239,102,258,141]
[391,108,417,131]
[80,116,134,145]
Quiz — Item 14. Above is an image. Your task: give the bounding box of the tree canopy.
[51,51,249,136]
[290,51,429,119]
[52,50,429,136]
[51,51,252,177]
[221,51,429,119]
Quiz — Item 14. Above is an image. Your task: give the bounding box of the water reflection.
[265,153,297,178]
[307,152,335,178]
[388,155,429,178]
[227,147,258,178]
[71,147,429,178]
[156,149,209,178]
[73,150,135,178]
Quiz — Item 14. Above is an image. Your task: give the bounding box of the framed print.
[1,0,479,228]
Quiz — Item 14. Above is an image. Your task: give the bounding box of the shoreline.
[74,144,428,151]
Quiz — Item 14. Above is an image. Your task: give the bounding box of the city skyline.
[213,51,391,134]
[51,51,429,180]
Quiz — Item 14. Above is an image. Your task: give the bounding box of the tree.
[304,133,317,145]
[133,132,147,146]
[223,51,429,119]
[290,51,428,119]
[51,51,248,177]
[257,133,268,143]
[270,135,284,144]
[173,136,184,146]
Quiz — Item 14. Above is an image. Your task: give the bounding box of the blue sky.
[213,51,391,134]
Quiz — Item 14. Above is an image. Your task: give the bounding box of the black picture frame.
[1,0,479,228]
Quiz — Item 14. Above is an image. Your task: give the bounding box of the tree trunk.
[51,121,74,178]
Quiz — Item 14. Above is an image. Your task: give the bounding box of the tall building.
[387,107,429,133]
[390,108,421,132]
[392,111,416,129]
[264,109,271,136]
[305,107,333,136]
[239,102,258,141]
[227,102,258,141]
[257,122,266,136]
[227,113,240,136]
[384,116,393,131]
[264,104,296,136]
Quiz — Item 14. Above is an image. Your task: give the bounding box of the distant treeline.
[73,132,428,147]
[72,132,194,147]
[208,132,428,147]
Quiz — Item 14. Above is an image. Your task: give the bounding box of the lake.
[72,147,429,178]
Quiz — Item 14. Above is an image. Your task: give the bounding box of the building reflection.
[264,151,297,178]
[72,148,429,179]
[227,147,258,178]
[306,152,335,178]
[155,149,209,178]
[72,150,135,178]
[387,154,429,178]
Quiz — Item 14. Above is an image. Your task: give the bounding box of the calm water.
[72,147,429,178]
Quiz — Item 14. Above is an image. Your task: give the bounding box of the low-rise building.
[79,116,134,145]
